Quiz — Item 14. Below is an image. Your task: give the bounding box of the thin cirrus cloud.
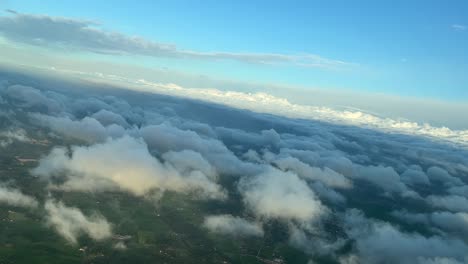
[452,24,467,31]
[0,11,354,69]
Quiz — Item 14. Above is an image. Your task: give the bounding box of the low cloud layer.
[426,195,468,213]
[344,210,468,264]
[0,72,467,262]
[270,154,352,189]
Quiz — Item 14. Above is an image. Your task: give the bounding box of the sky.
[0,0,467,128]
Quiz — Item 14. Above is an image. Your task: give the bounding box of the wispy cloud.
[451,24,467,31]
[0,11,355,69]
[4,9,18,14]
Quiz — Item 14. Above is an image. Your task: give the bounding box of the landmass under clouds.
[1,69,468,263]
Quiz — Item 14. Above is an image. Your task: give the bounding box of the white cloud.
[162,149,218,182]
[391,210,429,225]
[1,76,467,261]
[0,185,38,208]
[400,167,430,186]
[91,109,129,128]
[344,209,468,264]
[310,182,347,204]
[1,84,62,113]
[215,127,281,149]
[238,167,327,224]
[0,12,353,69]
[0,128,31,147]
[289,224,345,257]
[131,79,468,146]
[32,136,226,199]
[426,195,468,213]
[271,155,352,189]
[203,214,264,237]
[417,257,465,264]
[139,123,261,176]
[31,114,126,143]
[352,165,411,195]
[452,24,467,31]
[447,185,468,198]
[430,211,468,235]
[9,62,467,146]
[426,166,463,187]
[392,210,468,239]
[44,200,112,244]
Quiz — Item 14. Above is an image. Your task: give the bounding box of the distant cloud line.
[0,11,355,69]
[452,24,467,31]
[66,69,467,146]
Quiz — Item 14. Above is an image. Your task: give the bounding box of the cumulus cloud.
[1,84,62,113]
[448,185,468,198]
[203,214,264,237]
[0,12,352,69]
[44,200,112,244]
[139,123,261,176]
[310,182,347,204]
[162,149,218,182]
[270,155,352,189]
[91,109,129,128]
[417,257,465,264]
[430,211,468,236]
[1,75,468,261]
[426,195,468,213]
[391,210,430,226]
[289,225,345,257]
[344,209,468,264]
[238,168,327,224]
[0,185,38,208]
[400,167,430,186]
[392,210,468,239]
[32,136,226,199]
[31,114,126,143]
[352,165,415,196]
[215,127,281,149]
[0,128,31,147]
[426,166,463,187]
[242,149,263,163]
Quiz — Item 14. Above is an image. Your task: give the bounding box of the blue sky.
[1,0,468,101]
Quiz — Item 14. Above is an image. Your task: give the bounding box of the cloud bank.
[1,72,467,262]
[132,79,468,146]
[0,12,352,69]
[344,209,468,264]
